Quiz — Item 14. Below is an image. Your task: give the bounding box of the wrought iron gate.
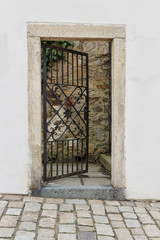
[42,43,89,181]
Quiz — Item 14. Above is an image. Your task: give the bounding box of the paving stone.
[78,218,93,226]
[145,203,160,211]
[131,228,144,235]
[105,201,120,206]
[111,221,126,228]
[39,218,55,228]
[38,228,55,237]
[83,178,111,185]
[149,210,160,219]
[94,215,109,223]
[143,225,160,237]
[125,219,141,228]
[15,231,35,240]
[37,237,55,240]
[45,198,64,204]
[98,237,115,240]
[24,202,41,212]
[6,207,22,215]
[95,224,114,236]
[134,207,147,214]
[0,215,18,227]
[60,204,74,212]
[21,211,39,222]
[156,220,160,227]
[78,226,95,231]
[2,196,160,240]
[3,195,23,201]
[86,164,102,172]
[81,171,110,178]
[43,203,57,210]
[78,231,96,240]
[59,224,76,233]
[149,238,160,240]
[66,199,86,204]
[120,201,135,207]
[19,222,36,231]
[108,214,123,221]
[133,236,148,240]
[0,227,15,237]
[105,206,119,213]
[138,214,154,224]
[88,200,103,205]
[150,202,160,208]
[115,228,133,240]
[118,206,134,213]
[8,201,24,208]
[0,201,8,209]
[58,233,76,240]
[122,212,137,219]
[42,210,57,218]
[50,178,82,186]
[75,204,90,210]
[77,210,91,218]
[0,209,4,217]
[23,196,44,203]
[135,202,150,207]
[60,212,75,223]
[91,204,105,215]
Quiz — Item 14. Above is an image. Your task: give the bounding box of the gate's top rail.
[42,43,88,56]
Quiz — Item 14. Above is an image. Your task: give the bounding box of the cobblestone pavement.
[1,195,160,239]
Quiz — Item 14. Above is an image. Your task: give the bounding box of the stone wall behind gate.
[79,41,110,161]
[44,41,110,162]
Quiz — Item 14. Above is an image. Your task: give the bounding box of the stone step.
[32,185,125,200]
[100,154,111,172]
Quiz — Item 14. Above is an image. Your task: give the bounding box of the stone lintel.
[27,23,126,39]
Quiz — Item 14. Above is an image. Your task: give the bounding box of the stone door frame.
[27,23,126,190]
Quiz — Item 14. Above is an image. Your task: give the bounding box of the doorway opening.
[42,40,112,187]
[28,23,126,196]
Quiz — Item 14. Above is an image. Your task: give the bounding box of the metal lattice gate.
[42,43,89,181]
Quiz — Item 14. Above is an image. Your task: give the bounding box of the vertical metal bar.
[72,53,74,85]
[62,141,64,175]
[51,49,53,83]
[57,142,58,177]
[77,54,78,86]
[62,51,63,84]
[51,142,53,178]
[57,49,58,84]
[86,54,89,172]
[67,140,69,174]
[43,44,47,181]
[72,140,74,173]
[81,55,83,86]
[67,52,69,85]
[108,41,112,155]
[77,140,79,172]
[81,139,83,171]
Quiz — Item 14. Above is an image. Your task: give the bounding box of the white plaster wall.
[0,0,160,198]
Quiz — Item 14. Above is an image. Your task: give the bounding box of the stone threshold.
[32,185,125,200]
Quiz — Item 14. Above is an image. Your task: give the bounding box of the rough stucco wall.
[0,0,160,198]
